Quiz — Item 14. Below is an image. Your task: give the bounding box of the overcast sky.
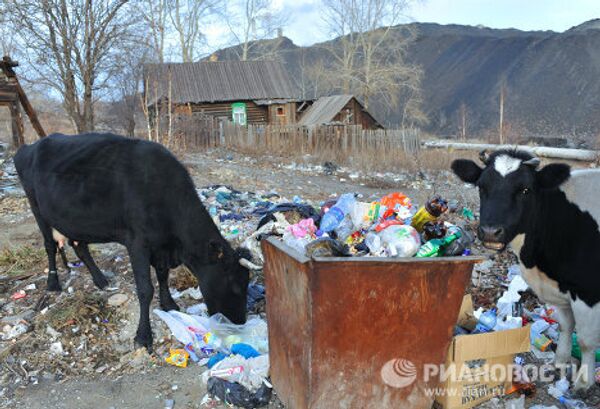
[248,0,600,47]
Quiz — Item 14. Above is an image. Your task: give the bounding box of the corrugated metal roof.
[297,95,355,126]
[144,61,300,104]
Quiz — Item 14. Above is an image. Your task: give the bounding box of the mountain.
[211,21,600,145]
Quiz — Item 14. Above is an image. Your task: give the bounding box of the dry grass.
[0,245,46,276]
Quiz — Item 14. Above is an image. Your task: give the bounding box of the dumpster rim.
[264,236,485,264]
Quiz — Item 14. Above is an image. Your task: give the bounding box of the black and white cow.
[14,133,258,349]
[452,150,600,391]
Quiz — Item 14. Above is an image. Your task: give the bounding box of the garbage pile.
[456,271,600,408]
[154,308,271,408]
[198,186,477,265]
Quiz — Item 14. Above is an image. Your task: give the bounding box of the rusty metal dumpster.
[262,237,483,409]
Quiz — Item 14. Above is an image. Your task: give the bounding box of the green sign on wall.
[231,102,247,125]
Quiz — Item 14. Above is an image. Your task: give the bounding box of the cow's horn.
[239,258,262,270]
[479,149,490,164]
[523,157,540,168]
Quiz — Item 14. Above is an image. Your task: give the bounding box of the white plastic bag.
[202,354,269,392]
[379,225,421,257]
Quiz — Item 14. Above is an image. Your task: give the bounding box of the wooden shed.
[0,57,45,147]
[298,95,383,130]
[144,61,301,126]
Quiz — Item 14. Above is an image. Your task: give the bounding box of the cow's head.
[191,242,256,324]
[451,150,570,251]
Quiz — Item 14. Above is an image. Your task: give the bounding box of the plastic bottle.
[411,196,448,232]
[559,396,588,409]
[474,308,497,333]
[415,231,460,258]
[318,193,356,234]
[571,333,600,362]
[334,215,356,241]
[442,227,475,256]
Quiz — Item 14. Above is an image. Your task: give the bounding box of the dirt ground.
[0,145,598,409]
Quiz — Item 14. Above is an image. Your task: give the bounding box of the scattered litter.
[1,322,28,340]
[10,290,26,300]
[49,341,64,355]
[164,398,174,409]
[165,348,189,368]
[207,377,271,409]
[202,354,269,392]
[246,283,265,311]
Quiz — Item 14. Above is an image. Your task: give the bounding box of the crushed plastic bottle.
[318,193,356,234]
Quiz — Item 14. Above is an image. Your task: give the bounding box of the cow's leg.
[44,238,61,292]
[26,203,61,291]
[71,242,109,290]
[554,305,575,369]
[58,247,71,273]
[156,267,179,311]
[129,246,154,350]
[572,298,600,391]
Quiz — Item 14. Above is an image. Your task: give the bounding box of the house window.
[231,102,247,125]
[276,106,285,116]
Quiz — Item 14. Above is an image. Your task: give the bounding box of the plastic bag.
[379,225,421,257]
[207,377,272,408]
[209,313,269,353]
[203,354,269,392]
[350,201,371,230]
[282,230,312,255]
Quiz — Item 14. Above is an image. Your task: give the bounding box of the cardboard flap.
[452,325,531,362]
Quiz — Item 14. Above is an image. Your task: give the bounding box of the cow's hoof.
[93,275,109,290]
[160,298,180,312]
[134,335,153,352]
[47,280,62,292]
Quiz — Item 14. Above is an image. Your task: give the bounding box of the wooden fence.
[166,113,421,171]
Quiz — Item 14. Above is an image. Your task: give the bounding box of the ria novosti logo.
[380,358,417,388]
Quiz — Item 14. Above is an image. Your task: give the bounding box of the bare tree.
[0,3,17,56]
[105,43,152,136]
[322,0,359,93]
[321,0,425,127]
[298,52,335,100]
[169,0,220,62]
[8,0,137,133]
[225,0,286,61]
[458,102,468,140]
[138,0,169,63]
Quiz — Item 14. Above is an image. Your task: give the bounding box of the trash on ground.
[206,376,272,409]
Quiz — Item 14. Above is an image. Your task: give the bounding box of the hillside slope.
[212,21,600,144]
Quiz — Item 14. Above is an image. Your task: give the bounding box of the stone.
[108,293,128,307]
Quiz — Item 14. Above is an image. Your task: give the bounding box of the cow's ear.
[536,163,570,189]
[451,159,483,184]
[208,240,225,263]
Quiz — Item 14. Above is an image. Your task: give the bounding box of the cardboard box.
[434,295,531,409]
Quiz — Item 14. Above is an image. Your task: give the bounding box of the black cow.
[14,133,254,349]
[452,150,600,391]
